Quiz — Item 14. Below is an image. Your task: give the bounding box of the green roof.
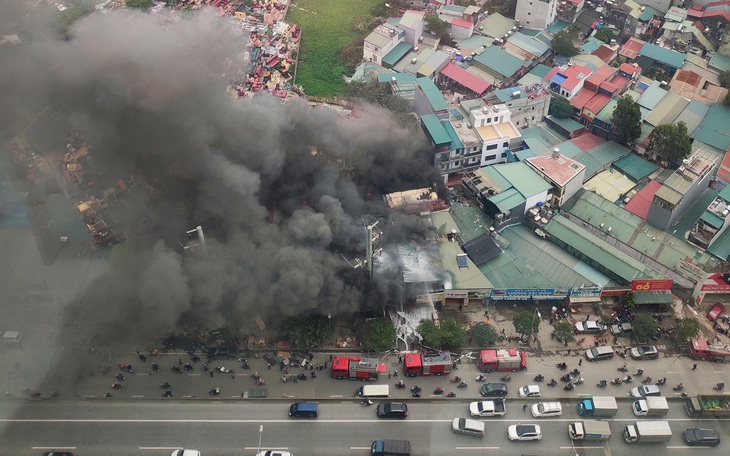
[577,141,630,176]
[442,120,464,150]
[639,6,658,22]
[546,20,571,34]
[708,226,730,261]
[581,37,604,54]
[489,187,526,212]
[633,290,674,304]
[477,13,515,39]
[473,46,526,78]
[544,215,650,283]
[595,98,618,123]
[508,32,550,57]
[546,115,585,135]
[694,104,730,152]
[639,43,685,69]
[382,42,412,67]
[529,63,553,79]
[421,114,451,147]
[416,77,450,112]
[701,210,725,229]
[377,72,417,84]
[719,185,730,202]
[551,140,583,159]
[709,52,730,73]
[612,154,659,182]
[490,162,553,196]
[481,166,511,190]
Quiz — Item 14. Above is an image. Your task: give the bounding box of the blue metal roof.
[638,43,685,69]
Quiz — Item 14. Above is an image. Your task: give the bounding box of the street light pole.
[257,424,263,454]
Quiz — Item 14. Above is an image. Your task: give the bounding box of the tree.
[424,15,446,36]
[719,70,730,88]
[631,315,659,343]
[549,96,573,119]
[439,319,468,350]
[611,95,642,145]
[594,27,617,43]
[513,311,540,339]
[417,319,441,349]
[281,315,331,348]
[725,90,730,107]
[648,121,692,165]
[471,323,497,347]
[674,318,700,346]
[364,318,396,352]
[553,319,574,343]
[126,0,154,8]
[552,27,580,56]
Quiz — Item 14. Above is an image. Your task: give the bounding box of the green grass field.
[287,0,382,97]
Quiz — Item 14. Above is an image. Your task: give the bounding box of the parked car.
[630,345,659,360]
[507,424,542,441]
[480,383,508,397]
[376,401,408,419]
[575,320,607,334]
[518,385,541,397]
[452,417,486,437]
[683,428,721,447]
[707,302,725,322]
[609,322,632,336]
[263,353,277,366]
[585,345,614,362]
[631,385,661,398]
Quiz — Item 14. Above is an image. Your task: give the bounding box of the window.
[502,142,509,148]
[516,121,520,125]
[486,144,498,150]
[501,152,507,158]
[485,154,497,161]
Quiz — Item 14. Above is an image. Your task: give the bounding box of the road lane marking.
[713,371,726,374]
[131,395,145,398]
[560,446,602,449]
[350,447,370,450]
[244,447,289,450]
[140,447,181,450]
[455,447,499,450]
[667,446,715,449]
[33,447,76,450]
[329,395,343,398]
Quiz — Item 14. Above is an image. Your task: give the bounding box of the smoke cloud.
[0,2,441,354]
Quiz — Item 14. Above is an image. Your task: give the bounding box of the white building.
[363,23,404,65]
[515,0,559,30]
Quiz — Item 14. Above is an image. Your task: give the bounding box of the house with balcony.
[557,0,585,23]
[363,23,404,65]
[544,64,594,99]
[525,149,587,208]
[483,83,551,129]
[689,186,730,250]
[646,148,719,231]
[515,0,559,30]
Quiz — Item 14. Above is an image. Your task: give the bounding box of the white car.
[171,451,201,456]
[256,452,293,456]
[531,401,562,418]
[518,385,541,397]
[508,423,542,441]
[631,385,661,398]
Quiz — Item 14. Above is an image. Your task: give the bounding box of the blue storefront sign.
[490,288,570,301]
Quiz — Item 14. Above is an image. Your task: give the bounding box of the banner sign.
[631,279,673,291]
[490,288,569,300]
[570,286,603,298]
[700,273,730,292]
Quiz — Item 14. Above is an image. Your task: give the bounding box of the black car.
[376,401,408,418]
[479,383,508,397]
[206,346,238,360]
[683,428,721,446]
[263,353,277,367]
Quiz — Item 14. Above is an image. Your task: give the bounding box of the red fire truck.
[687,338,730,362]
[477,348,527,372]
[403,351,452,377]
[331,356,385,380]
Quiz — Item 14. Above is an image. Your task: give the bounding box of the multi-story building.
[556,0,585,23]
[363,23,404,65]
[688,186,730,250]
[483,84,551,129]
[525,149,587,208]
[646,148,719,231]
[515,0,558,30]
[544,64,594,100]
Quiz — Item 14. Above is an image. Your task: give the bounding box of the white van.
[357,384,390,398]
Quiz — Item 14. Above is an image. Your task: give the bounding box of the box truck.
[623,421,672,444]
[577,396,618,417]
[568,420,611,441]
[632,396,669,417]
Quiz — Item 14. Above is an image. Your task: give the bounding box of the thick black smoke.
[0,3,440,348]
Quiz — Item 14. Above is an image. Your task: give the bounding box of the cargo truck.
[568,420,611,441]
[403,351,452,377]
[623,421,672,444]
[632,396,669,417]
[477,348,527,372]
[371,439,411,456]
[685,394,730,418]
[577,396,618,417]
[687,338,730,363]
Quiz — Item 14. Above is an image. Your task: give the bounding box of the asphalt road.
[1,399,729,456]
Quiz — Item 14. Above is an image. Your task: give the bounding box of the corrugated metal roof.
[442,120,464,150]
[416,77,450,112]
[491,162,553,196]
[634,290,674,303]
[595,98,618,123]
[440,62,491,94]
[709,52,730,73]
[547,116,585,135]
[581,37,604,54]
[489,187,526,212]
[644,90,690,127]
[639,6,658,22]
[701,210,725,229]
[655,185,684,205]
[508,32,550,57]
[478,13,516,38]
[694,104,730,152]
[675,100,710,137]
[637,81,668,110]
[382,42,412,67]
[421,114,451,147]
[626,180,662,218]
[639,43,686,68]
[707,224,730,260]
[613,154,660,181]
[544,215,648,283]
[473,46,526,78]
[418,50,450,78]
[377,72,417,84]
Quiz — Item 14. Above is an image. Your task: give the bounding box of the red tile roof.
[585,64,615,87]
[625,180,662,219]
[591,44,617,63]
[619,62,640,77]
[439,62,491,94]
[451,18,474,29]
[583,93,612,114]
[600,75,629,95]
[571,88,596,110]
[619,37,645,59]
[571,131,605,151]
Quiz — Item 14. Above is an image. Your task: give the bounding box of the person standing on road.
[692,363,698,370]
[523,404,528,413]
[394,370,398,377]
[579,359,582,366]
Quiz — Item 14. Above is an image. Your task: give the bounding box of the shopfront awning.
[633,290,673,304]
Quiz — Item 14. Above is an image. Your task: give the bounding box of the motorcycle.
[255,378,266,386]
[160,382,171,389]
[411,393,421,398]
[564,383,574,391]
[171,366,183,374]
[475,374,487,382]
[500,374,511,381]
[634,369,644,376]
[151,363,160,372]
[560,374,571,382]
[622,375,634,383]
[450,376,462,383]
[111,382,123,389]
[446,392,456,398]
[714,382,725,390]
[162,390,173,398]
[596,380,608,388]
[556,362,567,370]
[209,387,220,396]
[641,376,653,384]
[139,354,148,362]
[573,377,584,385]
[457,381,468,388]
[673,383,684,391]
[534,374,544,382]
[410,386,422,394]
[395,380,406,389]
[547,379,558,387]
[434,387,444,395]
[656,377,667,386]
[115,373,125,381]
[361,399,374,407]
[610,378,622,385]
[571,368,581,377]
[617,365,628,372]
